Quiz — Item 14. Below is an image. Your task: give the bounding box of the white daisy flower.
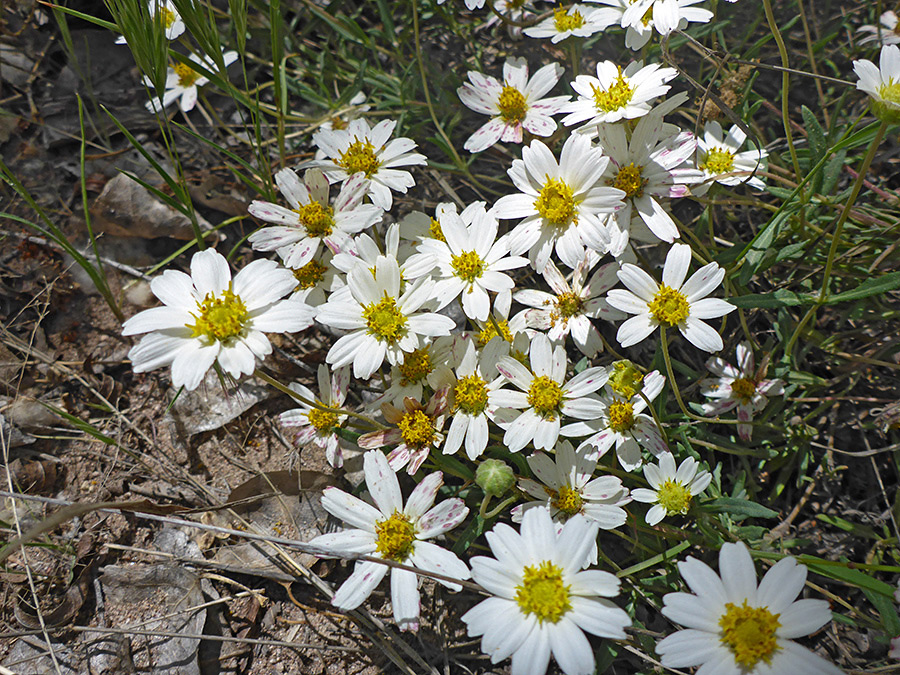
[490,333,608,453]
[247,168,382,268]
[595,0,713,50]
[280,364,350,468]
[514,441,630,530]
[514,258,624,358]
[308,118,427,210]
[122,248,315,390]
[319,91,370,132]
[524,4,613,43]
[606,242,734,353]
[853,44,900,123]
[315,255,455,379]
[462,507,631,675]
[858,11,900,47]
[309,450,469,632]
[404,202,528,321]
[561,370,669,471]
[694,121,767,196]
[116,0,184,44]
[332,223,416,281]
[376,336,457,407]
[631,451,711,525]
[144,48,238,113]
[470,289,533,362]
[285,249,343,308]
[699,341,785,441]
[457,58,570,153]
[561,60,677,129]
[594,101,701,255]
[656,541,843,675]
[494,133,625,271]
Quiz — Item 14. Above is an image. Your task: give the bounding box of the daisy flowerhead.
[319,91,370,132]
[514,258,625,358]
[490,333,608,452]
[116,0,184,44]
[656,541,843,674]
[308,118,427,210]
[144,48,238,113]
[404,202,528,321]
[618,0,713,50]
[247,168,382,268]
[285,249,343,308]
[359,390,450,475]
[853,44,900,124]
[594,98,701,255]
[562,60,677,129]
[457,58,570,153]
[480,0,538,38]
[332,223,416,282]
[630,451,711,525]
[561,369,668,471]
[309,450,469,631]
[378,335,456,408]
[122,248,315,391]
[462,506,631,675]
[315,255,455,380]
[694,121,767,196]
[606,242,734,353]
[699,341,784,441]
[494,133,625,271]
[280,365,350,468]
[524,4,613,43]
[514,440,630,530]
[858,11,900,47]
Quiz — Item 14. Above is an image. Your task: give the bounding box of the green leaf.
[865,587,900,634]
[728,290,811,308]
[802,559,896,598]
[702,497,779,519]
[816,514,881,540]
[801,105,827,165]
[826,272,900,303]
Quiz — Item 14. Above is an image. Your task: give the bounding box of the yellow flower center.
[719,600,782,669]
[592,73,635,113]
[607,400,635,432]
[429,217,446,242]
[188,287,248,342]
[362,294,408,343]
[451,250,486,283]
[611,163,645,199]
[608,360,644,399]
[398,348,433,386]
[535,178,578,227]
[730,377,757,403]
[159,6,175,28]
[374,511,417,562]
[477,319,513,346]
[498,85,528,123]
[702,147,736,175]
[641,4,653,25]
[307,406,338,433]
[527,375,563,419]
[649,284,690,326]
[338,137,381,177]
[454,374,488,415]
[553,291,583,322]
[397,409,436,449]
[553,7,584,32]
[657,479,692,515]
[878,79,900,105]
[292,259,328,290]
[515,561,572,624]
[549,485,583,517]
[173,62,199,88]
[294,201,334,238]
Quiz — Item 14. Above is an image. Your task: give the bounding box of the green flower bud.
[608,359,644,399]
[475,459,515,497]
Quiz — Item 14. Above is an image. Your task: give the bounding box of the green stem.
[659,328,707,423]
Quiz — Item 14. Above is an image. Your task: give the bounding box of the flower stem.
[659,329,708,423]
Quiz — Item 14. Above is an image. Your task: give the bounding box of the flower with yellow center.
[553,6,584,32]
[173,62,199,88]
[280,365,351,468]
[397,409,436,449]
[534,178,578,227]
[463,507,631,675]
[524,3,609,43]
[144,48,238,114]
[592,73,635,113]
[188,286,248,342]
[497,85,528,123]
[701,147,735,175]
[617,0,713,51]
[854,44,900,124]
[606,400,634,432]
[116,0,184,45]
[695,120,768,196]
[632,452,710,525]
[309,451,470,632]
[610,162,645,199]
[657,542,842,675]
[363,294,408,343]
[292,258,328,290]
[338,137,381,177]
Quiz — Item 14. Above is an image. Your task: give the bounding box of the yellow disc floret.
[879,80,900,105]
[363,294,408,343]
[730,377,757,403]
[173,62,199,88]
[719,600,782,668]
[515,560,572,624]
[608,360,644,399]
[607,400,635,432]
[429,217,446,243]
[338,137,381,177]
[592,73,635,113]
[657,479,692,515]
[294,201,334,238]
[189,286,249,342]
[535,178,577,227]
[307,406,338,433]
[527,375,563,419]
[374,511,417,562]
[498,85,528,123]
[398,348,433,386]
[611,163,645,199]
[478,319,513,346]
[454,374,488,415]
[649,284,690,326]
[398,409,435,449]
[553,7,584,32]
[553,291,584,322]
[451,251,486,283]
[159,7,175,28]
[293,259,328,290]
[550,485,584,517]
[702,147,736,175]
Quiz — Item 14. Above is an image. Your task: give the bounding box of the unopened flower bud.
[475,459,515,497]
[609,360,644,399]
